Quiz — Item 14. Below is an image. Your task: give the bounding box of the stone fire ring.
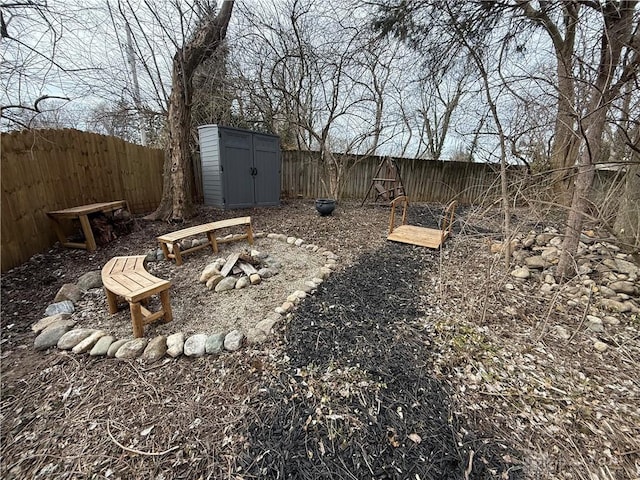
[31,232,339,361]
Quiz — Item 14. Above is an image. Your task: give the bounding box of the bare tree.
[141,0,234,222]
[0,2,83,129]
[612,82,640,253]
[86,99,144,143]
[234,0,407,199]
[372,0,638,277]
[1,0,166,136]
[415,65,472,160]
[444,4,513,267]
[515,1,581,201]
[191,43,234,128]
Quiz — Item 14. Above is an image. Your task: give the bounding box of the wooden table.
[47,201,128,252]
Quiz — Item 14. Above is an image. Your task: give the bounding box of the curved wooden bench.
[157,216,254,266]
[101,255,172,338]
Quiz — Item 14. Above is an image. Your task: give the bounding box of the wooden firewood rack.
[361,157,406,206]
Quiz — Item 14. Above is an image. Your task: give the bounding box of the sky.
[1,0,579,164]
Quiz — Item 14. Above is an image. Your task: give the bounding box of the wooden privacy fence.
[281,150,513,203]
[1,129,164,272]
[281,150,622,206]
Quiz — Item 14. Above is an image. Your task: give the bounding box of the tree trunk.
[556,139,597,278]
[613,82,640,255]
[517,2,580,203]
[550,60,580,203]
[146,0,234,222]
[165,60,195,221]
[556,1,637,278]
[321,151,340,199]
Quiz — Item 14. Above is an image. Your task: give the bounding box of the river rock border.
[492,228,639,352]
[31,232,340,361]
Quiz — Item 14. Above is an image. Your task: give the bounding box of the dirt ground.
[1,199,638,479]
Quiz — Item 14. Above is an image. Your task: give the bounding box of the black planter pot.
[315,198,336,216]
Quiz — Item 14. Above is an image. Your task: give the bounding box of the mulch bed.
[241,242,520,479]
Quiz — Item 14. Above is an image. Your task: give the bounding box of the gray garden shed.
[198,125,281,209]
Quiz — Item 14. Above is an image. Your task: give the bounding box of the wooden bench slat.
[157,217,251,243]
[208,216,252,229]
[109,272,156,293]
[115,269,157,286]
[157,223,217,243]
[105,256,143,275]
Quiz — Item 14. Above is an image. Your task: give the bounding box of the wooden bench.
[157,216,254,266]
[101,256,172,338]
[387,196,457,249]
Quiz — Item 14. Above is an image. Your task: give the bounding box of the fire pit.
[199,248,278,292]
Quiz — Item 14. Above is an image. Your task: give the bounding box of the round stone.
[235,276,250,289]
[510,266,530,279]
[593,341,608,352]
[224,330,244,351]
[72,330,106,354]
[166,332,185,358]
[57,329,97,350]
[115,339,148,359]
[184,334,207,357]
[205,333,225,355]
[107,339,131,357]
[142,336,167,361]
[34,324,74,351]
[90,335,116,356]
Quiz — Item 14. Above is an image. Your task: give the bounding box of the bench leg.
[160,289,173,323]
[207,231,218,254]
[173,243,183,266]
[104,288,119,314]
[246,222,254,246]
[79,214,97,251]
[50,218,68,247]
[129,302,144,338]
[159,242,171,261]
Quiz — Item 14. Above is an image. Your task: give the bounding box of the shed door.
[220,129,255,208]
[253,134,281,206]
